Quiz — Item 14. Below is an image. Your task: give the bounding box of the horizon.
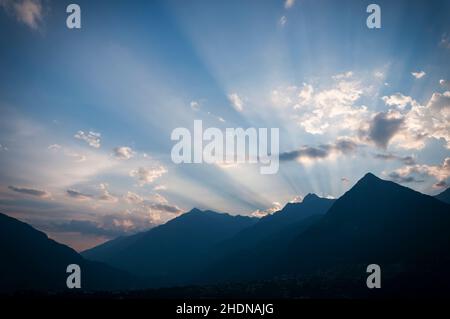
[2,170,448,252]
[0,0,449,251]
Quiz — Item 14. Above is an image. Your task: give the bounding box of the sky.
[0,0,449,251]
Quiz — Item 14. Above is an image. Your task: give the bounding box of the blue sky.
[0,0,449,250]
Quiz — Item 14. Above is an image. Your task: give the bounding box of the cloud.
[332,71,353,81]
[228,93,244,112]
[251,201,282,218]
[190,100,200,111]
[397,91,450,149]
[433,180,448,189]
[0,144,8,151]
[64,151,87,162]
[382,93,417,110]
[66,184,118,203]
[66,189,93,201]
[440,79,450,89]
[411,71,426,79]
[287,77,369,135]
[147,203,182,214]
[279,138,359,162]
[366,112,404,148]
[374,71,384,79]
[8,185,50,198]
[0,0,43,30]
[130,166,168,186]
[440,33,450,49]
[284,0,295,9]
[373,153,416,165]
[97,183,118,203]
[387,172,424,184]
[279,16,287,26]
[113,146,134,160]
[47,144,61,150]
[385,157,450,185]
[74,131,101,148]
[46,213,157,238]
[124,191,144,204]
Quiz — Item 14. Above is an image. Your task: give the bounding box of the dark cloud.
[8,186,50,198]
[388,172,424,184]
[374,153,416,165]
[46,214,157,238]
[148,203,182,214]
[433,180,448,189]
[47,220,123,237]
[66,189,93,200]
[368,112,404,148]
[279,139,359,162]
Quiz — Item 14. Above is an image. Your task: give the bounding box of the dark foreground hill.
[0,212,140,292]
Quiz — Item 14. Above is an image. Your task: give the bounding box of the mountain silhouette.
[4,172,450,296]
[435,188,450,204]
[284,173,450,276]
[0,212,139,292]
[223,193,334,251]
[82,209,257,287]
[197,194,334,283]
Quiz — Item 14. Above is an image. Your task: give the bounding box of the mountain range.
[1,172,449,296]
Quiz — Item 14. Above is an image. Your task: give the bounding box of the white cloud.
[440,79,450,89]
[411,71,426,79]
[397,91,450,149]
[113,146,134,160]
[0,0,43,30]
[279,15,287,26]
[98,183,118,203]
[382,93,417,109]
[74,131,101,148]
[153,185,167,191]
[284,0,295,9]
[251,201,282,218]
[190,100,200,111]
[332,71,353,80]
[124,191,144,204]
[228,93,244,112]
[386,157,450,185]
[130,166,168,186]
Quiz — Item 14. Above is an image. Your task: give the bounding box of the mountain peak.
[302,193,320,202]
[187,208,203,214]
[361,172,379,181]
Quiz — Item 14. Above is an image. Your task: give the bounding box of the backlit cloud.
[0,0,43,30]
[75,131,101,148]
[130,166,168,186]
[411,71,426,79]
[228,93,244,112]
[113,146,134,160]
